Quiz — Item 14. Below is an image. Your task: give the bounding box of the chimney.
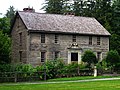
[23,7,35,12]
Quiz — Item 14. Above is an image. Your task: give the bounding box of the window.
[55,34,58,43]
[97,52,101,60]
[97,37,100,45]
[71,53,78,61]
[89,36,92,45]
[41,34,45,43]
[54,52,59,59]
[72,35,76,42]
[19,51,22,62]
[19,32,22,46]
[41,52,46,62]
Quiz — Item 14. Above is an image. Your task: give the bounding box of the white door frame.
[68,49,82,64]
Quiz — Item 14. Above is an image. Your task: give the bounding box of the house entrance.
[71,53,78,61]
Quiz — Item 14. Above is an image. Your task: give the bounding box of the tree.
[82,50,98,66]
[42,0,64,14]
[110,34,120,54]
[5,6,16,25]
[82,50,98,77]
[112,0,120,35]
[73,0,85,16]
[0,17,10,35]
[0,31,11,64]
[106,50,120,70]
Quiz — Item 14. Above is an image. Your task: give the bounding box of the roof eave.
[28,29,111,37]
[10,11,28,34]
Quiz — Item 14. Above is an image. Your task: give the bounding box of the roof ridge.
[18,11,95,19]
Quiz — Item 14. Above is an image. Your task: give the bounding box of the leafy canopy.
[82,50,98,65]
[0,31,11,64]
[106,50,120,67]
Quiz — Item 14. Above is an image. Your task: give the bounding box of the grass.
[47,76,119,82]
[0,80,120,90]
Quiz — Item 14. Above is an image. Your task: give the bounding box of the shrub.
[15,64,34,72]
[106,50,120,70]
[61,62,80,77]
[0,64,14,72]
[82,50,98,67]
[44,59,65,79]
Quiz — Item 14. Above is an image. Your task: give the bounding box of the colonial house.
[11,8,111,66]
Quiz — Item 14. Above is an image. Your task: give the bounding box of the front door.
[71,53,78,61]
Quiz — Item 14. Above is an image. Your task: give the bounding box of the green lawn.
[47,76,117,82]
[0,80,120,90]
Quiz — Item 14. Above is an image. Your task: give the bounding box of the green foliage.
[0,64,14,72]
[0,31,11,64]
[15,64,34,72]
[106,50,120,69]
[42,0,64,14]
[61,62,78,76]
[45,59,65,79]
[112,0,120,34]
[96,59,108,74]
[0,64,35,72]
[5,6,16,25]
[82,50,98,66]
[0,18,10,35]
[110,34,120,54]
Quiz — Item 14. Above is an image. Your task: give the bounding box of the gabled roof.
[14,11,111,36]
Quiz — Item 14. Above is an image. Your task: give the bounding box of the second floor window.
[72,35,76,42]
[89,36,92,45]
[41,34,45,43]
[97,37,100,45]
[19,32,22,46]
[41,52,46,62]
[55,34,58,43]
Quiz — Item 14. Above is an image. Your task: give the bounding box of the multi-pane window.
[41,34,45,43]
[54,52,59,59]
[89,36,92,45]
[19,32,22,46]
[19,51,22,62]
[55,34,58,43]
[41,52,46,62]
[97,52,101,60]
[97,37,100,45]
[72,35,76,42]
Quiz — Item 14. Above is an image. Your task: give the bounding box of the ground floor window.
[19,51,22,62]
[97,52,101,60]
[41,52,46,62]
[54,52,59,59]
[71,53,78,61]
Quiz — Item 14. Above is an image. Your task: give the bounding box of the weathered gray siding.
[28,33,109,65]
[11,16,28,63]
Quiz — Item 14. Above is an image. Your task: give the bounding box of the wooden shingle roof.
[17,11,110,36]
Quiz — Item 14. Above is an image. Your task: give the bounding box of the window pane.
[19,32,22,46]
[55,52,59,59]
[97,37,100,45]
[72,35,76,42]
[71,53,78,61]
[19,51,22,62]
[41,52,45,62]
[41,34,45,43]
[55,34,58,43]
[89,36,92,45]
[97,52,101,60]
